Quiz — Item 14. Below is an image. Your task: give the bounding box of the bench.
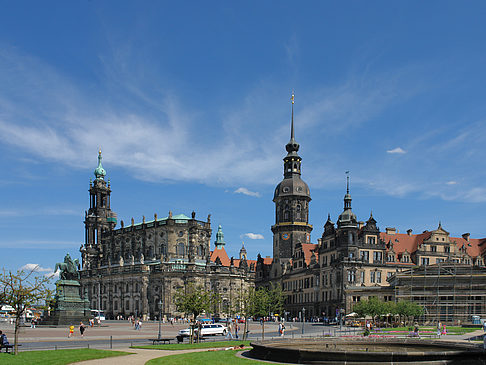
[0,344,20,353]
[150,338,174,345]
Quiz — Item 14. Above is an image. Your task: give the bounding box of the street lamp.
[158,299,162,340]
[98,275,102,327]
[302,307,306,334]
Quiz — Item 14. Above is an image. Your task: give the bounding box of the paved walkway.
[74,347,232,365]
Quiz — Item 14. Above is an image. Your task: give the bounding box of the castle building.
[256,94,486,324]
[79,151,254,320]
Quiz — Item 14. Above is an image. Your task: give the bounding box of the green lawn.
[146,349,277,365]
[133,340,252,351]
[0,348,131,364]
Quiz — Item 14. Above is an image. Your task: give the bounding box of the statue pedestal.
[43,280,91,326]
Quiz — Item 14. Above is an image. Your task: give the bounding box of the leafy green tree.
[0,266,54,355]
[396,300,423,325]
[250,287,270,340]
[173,282,220,343]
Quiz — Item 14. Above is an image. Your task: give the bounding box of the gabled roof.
[210,246,230,267]
[301,243,318,266]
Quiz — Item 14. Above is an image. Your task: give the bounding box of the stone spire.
[344,172,352,210]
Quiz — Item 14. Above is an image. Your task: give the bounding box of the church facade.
[79,151,254,320]
[256,95,486,324]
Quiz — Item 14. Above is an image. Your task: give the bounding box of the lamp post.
[158,299,162,340]
[302,307,306,335]
[98,275,102,327]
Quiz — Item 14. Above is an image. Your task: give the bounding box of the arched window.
[197,245,203,256]
[177,242,185,256]
[296,204,302,220]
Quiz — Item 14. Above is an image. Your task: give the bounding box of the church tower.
[271,93,312,262]
[81,150,117,269]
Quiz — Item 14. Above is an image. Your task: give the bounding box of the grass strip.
[133,340,252,351]
[146,349,276,364]
[0,348,131,364]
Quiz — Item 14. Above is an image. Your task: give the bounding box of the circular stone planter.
[249,338,486,364]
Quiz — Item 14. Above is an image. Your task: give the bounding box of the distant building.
[256,95,486,324]
[79,151,254,320]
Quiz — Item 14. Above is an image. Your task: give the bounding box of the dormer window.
[367,236,376,245]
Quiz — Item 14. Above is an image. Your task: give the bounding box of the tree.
[173,283,220,343]
[236,284,285,341]
[396,300,424,326]
[0,266,54,355]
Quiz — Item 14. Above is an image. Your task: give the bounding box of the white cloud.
[0,207,81,218]
[19,263,59,279]
[0,240,80,249]
[234,187,261,198]
[446,181,458,185]
[386,147,406,154]
[242,233,264,240]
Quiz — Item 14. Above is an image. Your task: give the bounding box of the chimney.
[407,229,413,236]
[386,227,397,235]
[358,221,364,229]
[462,233,470,242]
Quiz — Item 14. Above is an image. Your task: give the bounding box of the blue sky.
[1,1,486,276]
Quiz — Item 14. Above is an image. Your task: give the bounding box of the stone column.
[141,276,149,320]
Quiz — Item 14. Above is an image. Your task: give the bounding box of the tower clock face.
[281,233,290,240]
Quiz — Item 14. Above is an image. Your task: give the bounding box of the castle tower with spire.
[81,150,117,269]
[271,92,312,262]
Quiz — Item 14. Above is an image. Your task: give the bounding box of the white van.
[90,310,106,321]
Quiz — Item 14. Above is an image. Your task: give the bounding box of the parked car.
[178,323,228,337]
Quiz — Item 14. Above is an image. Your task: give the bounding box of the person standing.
[235,321,239,339]
[68,325,74,338]
[0,331,9,347]
[80,322,86,337]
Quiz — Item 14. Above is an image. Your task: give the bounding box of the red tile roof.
[380,231,431,258]
[210,247,230,267]
[301,243,318,266]
[380,231,486,259]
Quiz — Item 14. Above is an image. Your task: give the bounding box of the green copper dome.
[215,225,225,249]
[94,149,106,180]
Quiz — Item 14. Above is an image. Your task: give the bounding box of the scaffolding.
[394,264,486,325]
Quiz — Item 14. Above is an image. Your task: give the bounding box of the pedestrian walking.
[226,320,234,339]
[79,322,86,337]
[68,325,74,338]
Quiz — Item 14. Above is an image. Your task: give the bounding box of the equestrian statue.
[54,253,80,280]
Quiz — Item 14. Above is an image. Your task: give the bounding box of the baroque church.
[256,94,486,325]
[79,151,255,320]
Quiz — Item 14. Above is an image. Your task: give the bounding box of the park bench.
[0,343,20,353]
[150,338,174,345]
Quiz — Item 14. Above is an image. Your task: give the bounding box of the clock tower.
[271,93,312,263]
